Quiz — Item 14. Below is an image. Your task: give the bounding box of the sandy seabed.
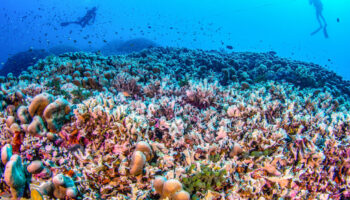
[1,47,350,200]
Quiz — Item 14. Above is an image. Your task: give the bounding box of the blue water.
[0,0,349,79]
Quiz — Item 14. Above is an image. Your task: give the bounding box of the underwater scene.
[0,0,349,199]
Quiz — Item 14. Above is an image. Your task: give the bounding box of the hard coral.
[129,150,146,176]
[17,106,31,124]
[129,141,153,176]
[185,80,217,109]
[43,98,71,132]
[4,155,31,199]
[28,93,54,117]
[135,141,153,161]
[154,176,167,194]
[1,144,13,165]
[39,173,78,199]
[173,190,191,200]
[154,177,190,200]
[182,164,227,198]
[27,116,47,137]
[162,179,182,198]
[112,72,141,97]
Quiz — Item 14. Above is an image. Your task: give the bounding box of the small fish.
[226,45,233,50]
[337,18,340,22]
[122,91,131,97]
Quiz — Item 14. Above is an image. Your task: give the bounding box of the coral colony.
[0,47,350,200]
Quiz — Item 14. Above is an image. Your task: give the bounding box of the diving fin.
[310,26,322,36]
[323,26,329,38]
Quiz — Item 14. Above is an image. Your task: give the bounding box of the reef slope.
[0,47,350,199]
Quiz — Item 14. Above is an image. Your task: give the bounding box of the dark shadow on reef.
[48,45,81,56]
[0,46,81,77]
[100,38,159,55]
[0,49,49,77]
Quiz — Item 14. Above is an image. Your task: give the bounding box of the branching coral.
[112,72,141,97]
[1,48,350,200]
[184,79,218,109]
[182,164,227,199]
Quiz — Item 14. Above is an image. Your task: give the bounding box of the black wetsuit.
[61,7,97,28]
[309,0,328,38]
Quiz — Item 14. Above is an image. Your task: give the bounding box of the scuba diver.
[309,0,328,38]
[60,7,97,28]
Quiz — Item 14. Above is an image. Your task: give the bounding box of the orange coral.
[12,131,22,154]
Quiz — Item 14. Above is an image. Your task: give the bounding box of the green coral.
[71,86,92,104]
[45,79,70,99]
[249,149,274,157]
[182,164,227,198]
[209,154,221,162]
[178,77,189,87]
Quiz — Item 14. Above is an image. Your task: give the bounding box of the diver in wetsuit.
[60,7,97,28]
[309,0,328,38]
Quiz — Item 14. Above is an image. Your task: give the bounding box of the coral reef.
[182,164,227,198]
[38,174,78,199]
[0,49,49,77]
[43,98,71,132]
[154,177,190,200]
[4,154,31,199]
[48,45,81,56]
[0,47,350,199]
[100,38,159,55]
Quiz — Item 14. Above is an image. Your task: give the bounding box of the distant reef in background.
[0,46,81,77]
[100,38,159,55]
[48,45,81,56]
[0,44,349,98]
[0,38,158,76]
[0,49,49,77]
